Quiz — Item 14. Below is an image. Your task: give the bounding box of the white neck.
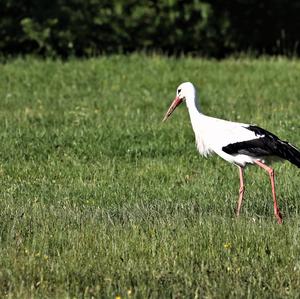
[185,94,211,156]
[185,94,203,128]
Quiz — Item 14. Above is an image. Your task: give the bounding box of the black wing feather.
[222,125,300,168]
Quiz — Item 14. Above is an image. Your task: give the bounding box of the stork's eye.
[178,89,181,94]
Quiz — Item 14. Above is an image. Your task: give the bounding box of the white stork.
[163,82,300,224]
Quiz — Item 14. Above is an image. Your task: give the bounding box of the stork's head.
[162,82,197,122]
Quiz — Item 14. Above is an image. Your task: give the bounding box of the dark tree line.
[1,0,300,58]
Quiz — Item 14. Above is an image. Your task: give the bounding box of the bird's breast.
[195,131,213,157]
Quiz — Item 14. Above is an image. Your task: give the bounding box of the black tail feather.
[222,125,300,168]
[276,140,300,168]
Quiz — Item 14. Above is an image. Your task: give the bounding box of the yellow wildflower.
[224,242,231,249]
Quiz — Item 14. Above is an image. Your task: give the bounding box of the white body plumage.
[184,82,266,167]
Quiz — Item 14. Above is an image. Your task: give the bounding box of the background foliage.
[1,0,300,58]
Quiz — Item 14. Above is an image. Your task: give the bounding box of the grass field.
[0,55,300,298]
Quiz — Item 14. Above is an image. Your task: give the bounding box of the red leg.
[236,166,245,217]
[254,160,283,224]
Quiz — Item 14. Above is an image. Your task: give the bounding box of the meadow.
[0,55,300,298]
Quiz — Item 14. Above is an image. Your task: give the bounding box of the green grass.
[0,55,300,298]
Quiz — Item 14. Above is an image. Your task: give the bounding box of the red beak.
[162,97,183,122]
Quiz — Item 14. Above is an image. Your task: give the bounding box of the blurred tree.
[0,0,299,57]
